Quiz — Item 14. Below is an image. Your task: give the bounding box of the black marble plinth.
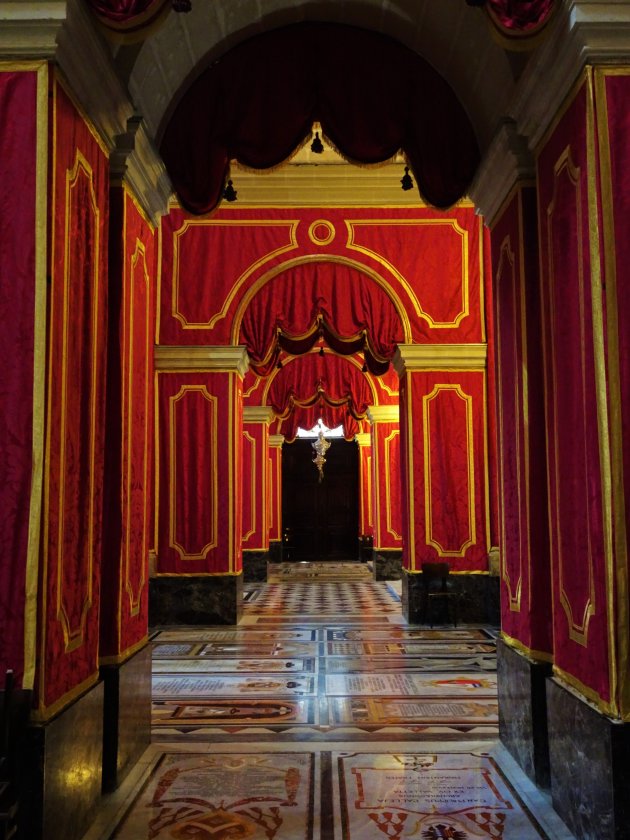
[100,644,152,792]
[372,550,403,580]
[268,540,282,563]
[21,680,104,840]
[547,677,630,840]
[401,570,499,625]
[242,550,270,583]
[149,574,243,625]
[497,638,552,788]
[359,535,373,563]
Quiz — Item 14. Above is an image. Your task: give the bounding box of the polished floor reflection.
[83,566,575,839]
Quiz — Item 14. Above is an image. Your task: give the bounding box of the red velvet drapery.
[269,354,370,441]
[84,0,172,34]
[0,70,38,688]
[240,261,402,377]
[160,23,480,214]
[487,0,554,32]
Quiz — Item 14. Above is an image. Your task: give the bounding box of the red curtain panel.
[160,23,479,214]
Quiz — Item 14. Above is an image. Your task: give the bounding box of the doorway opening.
[281,436,359,562]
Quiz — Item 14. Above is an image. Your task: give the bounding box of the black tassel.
[277,359,283,369]
[362,362,368,373]
[400,166,413,191]
[223,179,237,202]
[319,346,325,357]
[311,131,324,154]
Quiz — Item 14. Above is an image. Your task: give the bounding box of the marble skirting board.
[547,677,630,840]
[242,550,270,582]
[22,681,104,840]
[149,574,243,625]
[402,570,500,625]
[497,638,552,788]
[372,550,402,580]
[268,540,282,563]
[100,643,152,792]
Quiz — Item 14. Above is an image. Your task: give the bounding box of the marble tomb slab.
[152,657,317,674]
[330,697,499,726]
[152,698,315,727]
[152,674,316,698]
[334,751,549,839]
[326,628,494,641]
[326,673,497,697]
[113,752,316,839]
[324,656,496,673]
[327,641,496,656]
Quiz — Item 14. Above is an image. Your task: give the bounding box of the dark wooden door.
[282,439,358,561]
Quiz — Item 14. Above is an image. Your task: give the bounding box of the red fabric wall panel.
[359,443,374,538]
[242,422,270,551]
[101,189,156,661]
[40,77,109,710]
[402,371,489,572]
[0,69,39,688]
[268,444,282,542]
[492,188,552,656]
[601,74,630,565]
[158,206,485,349]
[538,76,612,706]
[371,424,403,550]
[157,372,242,574]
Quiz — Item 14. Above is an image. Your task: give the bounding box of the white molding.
[154,345,250,375]
[469,120,535,226]
[393,343,487,376]
[243,406,275,424]
[510,0,630,155]
[355,432,372,446]
[111,115,173,223]
[367,405,399,424]
[0,2,67,57]
[54,0,132,151]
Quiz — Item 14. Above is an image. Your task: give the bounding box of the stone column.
[242,406,274,581]
[367,406,402,580]
[355,432,374,562]
[151,345,248,625]
[394,344,495,624]
[268,434,284,564]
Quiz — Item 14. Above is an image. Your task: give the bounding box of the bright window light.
[296,418,344,438]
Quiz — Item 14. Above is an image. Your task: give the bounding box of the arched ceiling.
[124,0,517,156]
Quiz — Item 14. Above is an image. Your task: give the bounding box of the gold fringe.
[232,133,314,175]
[320,131,403,170]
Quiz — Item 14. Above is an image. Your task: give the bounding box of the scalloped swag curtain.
[269,354,372,442]
[160,23,480,214]
[240,262,402,378]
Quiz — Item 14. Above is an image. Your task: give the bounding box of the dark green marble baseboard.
[101,643,152,792]
[401,570,500,625]
[149,574,243,625]
[23,681,104,840]
[497,638,552,788]
[372,550,403,580]
[547,677,630,840]
[242,550,270,582]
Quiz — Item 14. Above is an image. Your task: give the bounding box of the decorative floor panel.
[82,570,576,839]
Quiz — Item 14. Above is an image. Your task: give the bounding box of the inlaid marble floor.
[83,573,575,839]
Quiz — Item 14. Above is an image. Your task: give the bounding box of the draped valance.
[240,261,402,377]
[269,353,371,442]
[486,0,554,33]
[160,22,480,214]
